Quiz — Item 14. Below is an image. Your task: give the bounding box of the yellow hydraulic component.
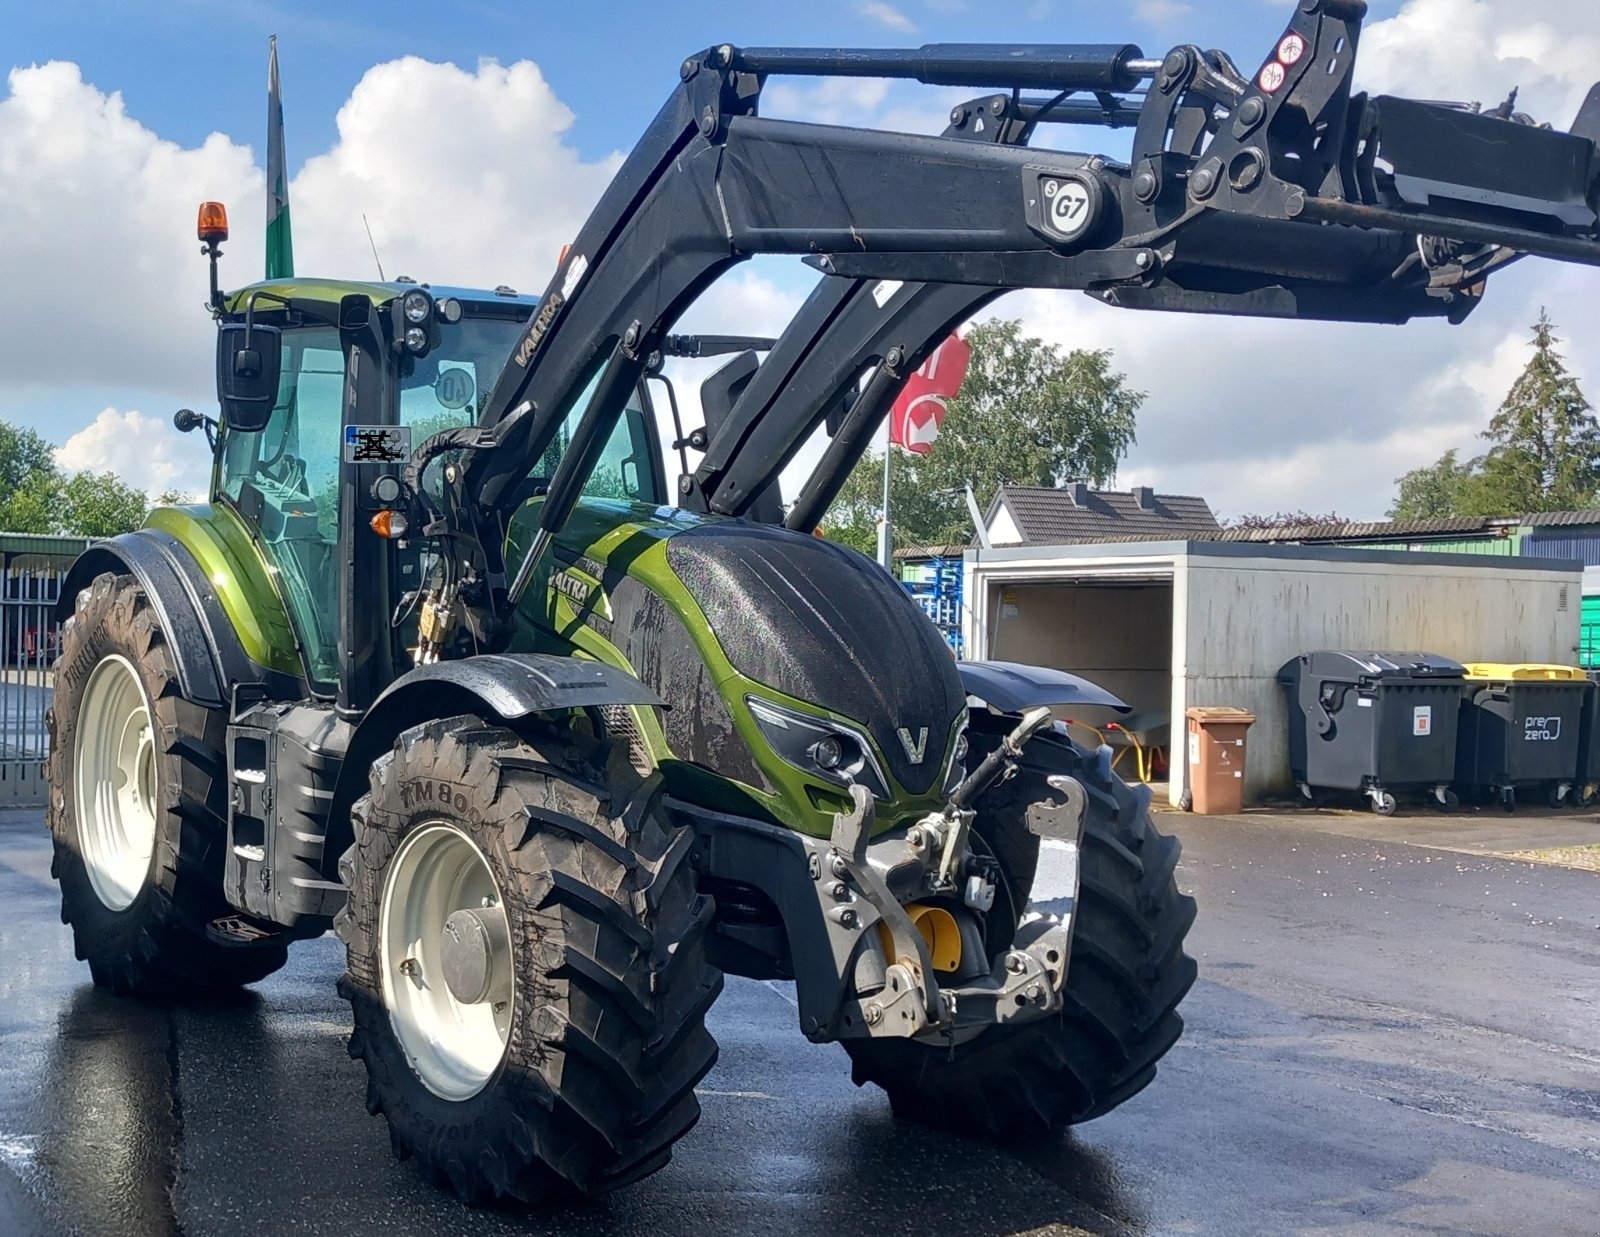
[1463,662,1588,681]
[877,903,962,973]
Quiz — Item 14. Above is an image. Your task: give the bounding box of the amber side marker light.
[371,510,409,539]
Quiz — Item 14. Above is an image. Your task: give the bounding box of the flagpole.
[878,418,894,573]
[266,35,295,280]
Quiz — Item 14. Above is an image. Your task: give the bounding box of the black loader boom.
[454,0,1600,612]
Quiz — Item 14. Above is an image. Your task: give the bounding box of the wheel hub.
[439,906,512,1005]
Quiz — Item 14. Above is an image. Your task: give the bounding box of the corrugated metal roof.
[0,532,88,558]
[988,485,1219,545]
[893,544,970,560]
[1215,516,1508,543]
[1522,510,1600,527]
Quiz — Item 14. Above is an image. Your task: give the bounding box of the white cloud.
[857,2,917,33]
[1358,0,1600,122]
[983,0,1600,520]
[0,53,622,495]
[1134,0,1193,26]
[56,407,209,497]
[763,77,892,127]
[0,62,259,404]
[291,57,622,294]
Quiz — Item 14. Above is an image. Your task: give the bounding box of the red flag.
[889,331,971,455]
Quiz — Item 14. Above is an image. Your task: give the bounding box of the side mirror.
[215,322,283,433]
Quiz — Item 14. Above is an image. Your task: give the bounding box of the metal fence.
[0,566,63,807]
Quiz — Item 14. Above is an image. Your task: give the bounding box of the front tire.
[846,721,1197,1135]
[46,572,288,996]
[337,715,722,1203]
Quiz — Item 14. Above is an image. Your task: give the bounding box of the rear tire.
[337,715,722,1203]
[46,572,287,996]
[846,721,1197,1134]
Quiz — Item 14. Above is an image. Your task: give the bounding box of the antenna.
[362,214,386,280]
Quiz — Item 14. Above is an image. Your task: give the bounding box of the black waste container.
[1277,651,1466,815]
[1458,663,1589,811]
[1580,672,1600,806]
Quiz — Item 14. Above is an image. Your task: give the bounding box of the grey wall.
[1178,554,1583,800]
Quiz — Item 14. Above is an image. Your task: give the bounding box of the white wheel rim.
[73,654,159,912]
[379,824,514,1101]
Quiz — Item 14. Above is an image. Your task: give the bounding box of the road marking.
[764,980,798,1007]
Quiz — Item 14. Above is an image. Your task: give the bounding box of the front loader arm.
[464,0,1600,599]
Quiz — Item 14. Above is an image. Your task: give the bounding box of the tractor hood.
[660,521,965,796]
[528,499,967,827]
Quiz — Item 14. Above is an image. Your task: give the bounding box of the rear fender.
[58,531,274,710]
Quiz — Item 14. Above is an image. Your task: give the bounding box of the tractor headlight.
[402,289,433,324]
[746,695,890,800]
[943,719,970,796]
[403,325,428,352]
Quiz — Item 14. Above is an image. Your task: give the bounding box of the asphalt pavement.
[2,804,1598,1236]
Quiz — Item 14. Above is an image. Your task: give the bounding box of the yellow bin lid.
[1463,662,1588,682]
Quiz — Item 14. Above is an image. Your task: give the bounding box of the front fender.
[959,660,1130,715]
[366,653,665,721]
[324,655,665,879]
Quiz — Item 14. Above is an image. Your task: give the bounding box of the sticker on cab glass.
[344,424,412,464]
[435,367,476,411]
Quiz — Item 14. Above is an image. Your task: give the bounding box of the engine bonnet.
[663,522,964,795]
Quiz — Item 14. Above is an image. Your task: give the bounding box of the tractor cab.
[191,218,664,701]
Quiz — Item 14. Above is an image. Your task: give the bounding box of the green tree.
[824,320,1142,553]
[1224,510,1348,530]
[59,471,152,538]
[0,416,172,538]
[1387,312,1599,519]
[0,424,61,532]
[1389,450,1476,519]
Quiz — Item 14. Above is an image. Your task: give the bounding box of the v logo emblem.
[896,726,929,765]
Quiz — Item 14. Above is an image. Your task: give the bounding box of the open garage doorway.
[984,575,1176,792]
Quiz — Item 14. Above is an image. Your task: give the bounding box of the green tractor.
[46,0,1600,1204]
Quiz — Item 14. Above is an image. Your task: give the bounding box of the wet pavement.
[2,805,1598,1236]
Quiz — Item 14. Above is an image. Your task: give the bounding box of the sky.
[0,0,1597,520]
